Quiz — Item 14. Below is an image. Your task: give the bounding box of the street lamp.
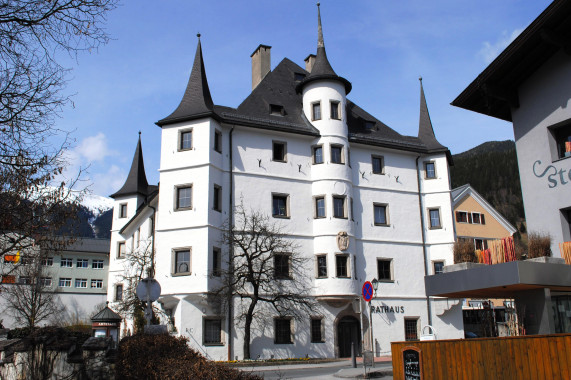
[372,278,379,294]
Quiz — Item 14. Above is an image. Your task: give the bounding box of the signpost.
[362,281,373,302]
[136,277,161,326]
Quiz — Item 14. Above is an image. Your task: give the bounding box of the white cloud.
[75,132,115,163]
[479,28,523,64]
[91,165,127,197]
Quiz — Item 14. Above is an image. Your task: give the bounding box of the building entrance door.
[337,316,361,357]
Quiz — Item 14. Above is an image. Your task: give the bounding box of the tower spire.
[418,77,446,151]
[110,133,149,198]
[157,34,214,126]
[317,2,324,48]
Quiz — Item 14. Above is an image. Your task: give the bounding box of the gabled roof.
[91,302,122,322]
[452,0,571,121]
[156,35,215,127]
[452,184,517,235]
[110,135,149,199]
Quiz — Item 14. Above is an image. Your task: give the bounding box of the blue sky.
[56,0,551,196]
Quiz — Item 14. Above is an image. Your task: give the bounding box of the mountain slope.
[450,140,524,227]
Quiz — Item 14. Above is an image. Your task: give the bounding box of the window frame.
[212,247,221,277]
[312,145,324,165]
[428,208,442,229]
[312,101,321,121]
[330,100,340,120]
[548,121,571,161]
[404,318,420,341]
[203,317,224,345]
[40,277,52,287]
[330,144,344,164]
[314,195,326,219]
[316,254,327,278]
[372,155,385,175]
[92,259,104,269]
[172,248,192,276]
[433,260,445,275]
[335,254,350,278]
[274,317,293,344]
[75,278,87,288]
[374,203,389,226]
[455,211,468,223]
[60,258,73,268]
[76,259,89,268]
[424,161,436,179]
[91,279,103,289]
[213,184,222,212]
[269,104,285,116]
[175,184,193,211]
[59,278,72,288]
[214,129,222,153]
[179,128,193,151]
[42,257,53,266]
[272,141,287,162]
[117,242,126,259]
[311,317,325,343]
[274,253,291,280]
[333,195,347,219]
[272,193,290,218]
[377,258,393,282]
[115,283,123,301]
[119,203,127,219]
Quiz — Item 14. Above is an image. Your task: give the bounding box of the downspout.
[227,126,235,361]
[416,156,433,327]
[148,203,156,278]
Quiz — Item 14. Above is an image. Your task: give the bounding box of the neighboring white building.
[107,5,463,360]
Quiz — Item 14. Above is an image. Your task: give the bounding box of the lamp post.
[370,278,379,360]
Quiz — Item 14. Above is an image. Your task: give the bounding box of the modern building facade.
[107,5,463,360]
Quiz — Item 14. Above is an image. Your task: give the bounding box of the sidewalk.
[335,356,393,379]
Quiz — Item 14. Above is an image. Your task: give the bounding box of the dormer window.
[364,121,375,131]
[294,73,306,82]
[270,104,285,116]
[312,102,321,121]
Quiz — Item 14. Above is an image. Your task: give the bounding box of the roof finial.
[138,130,141,138]
[197,33,201,39]
[317,3,324,48]
[419,76,423,82]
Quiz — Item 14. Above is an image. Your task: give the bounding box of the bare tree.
[2,248,66,329]
[0,0,118,262]
[217,203,318,359]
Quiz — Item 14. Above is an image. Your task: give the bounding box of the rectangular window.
[551,123,571,159]
[75,278,87,288]
[174,249,191,275]
[374,204,388,226]
[372,155,384,174]
[272,141,287,162]
[40,277,52,287]
[213,185,222,212]
[76,259,89,268]
[176,185,192,210]
[350,197,354,221]
[272,194,289,218]
[59,278,71,287]
[1,275,15,284]
[424,161,436,179]
[405,318,419,341]
[330,101,340,120]
[336,255,349,278]
[315,196,326,218]
[92,259,104,269]
[180,130,192,150]
[377,259,392,281]
[212,247,221,277]
[333,196,346,218]
[91,279,103,288]
[312,145,323,164]
[204,318,223,345]
[455,211,468,223]
[429,208,441,229]
[214,130,222,153]
[61,258,73,268]
[312,102,321,121]
[275,318,292,344]
[42,257,53,266]
[472,213,481,224]
[433,261,444,275]
[270,104,285,116]
[115,284,123,301]
[330,144,344,164]
[316,255,327,278]
[311,318,324,343]
[474,239,488,250]
[274,254,291,279]
[119,203,127,218]
[118,242,126,258]
[19,276,31,285]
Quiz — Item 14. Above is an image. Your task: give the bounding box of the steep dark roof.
[91,302,122,322]
[157,36,215,126]
[418,79,447,152]
[452,0,571,121]
[296,3,351,94]
[110,135,149,199]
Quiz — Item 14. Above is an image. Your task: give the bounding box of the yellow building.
[452,184,517,250]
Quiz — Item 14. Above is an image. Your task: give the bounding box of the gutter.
[227,126,235,361]
[416,156,433,327]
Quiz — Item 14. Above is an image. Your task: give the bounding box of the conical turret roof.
[157,35,215,126]
[110,133,149,199]
[296,3,351,94]
[418,78,446,151]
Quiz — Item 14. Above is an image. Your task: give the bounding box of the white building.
[107,5,463,360]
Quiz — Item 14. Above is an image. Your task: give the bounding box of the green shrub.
[527,232,551,258]
[116,334,261,380]
[453,239,477,264]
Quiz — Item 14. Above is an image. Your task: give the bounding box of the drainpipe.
[148,203,156,278]
[416,156,433,326]
[227,126,235,361]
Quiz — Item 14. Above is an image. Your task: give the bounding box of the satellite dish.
[136,278,161,302]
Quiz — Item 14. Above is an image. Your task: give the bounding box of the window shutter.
[481,214,486,225]
[468,213,473,224]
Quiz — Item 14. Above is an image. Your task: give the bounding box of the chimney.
[251,44,271,90]
[304,54,316,73]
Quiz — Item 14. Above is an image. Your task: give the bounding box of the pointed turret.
[110,133,149,198]
[418,77,446,151]
[296,3,351,94]
[157,34,214,126]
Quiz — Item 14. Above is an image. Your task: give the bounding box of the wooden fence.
[391,333,571,380]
